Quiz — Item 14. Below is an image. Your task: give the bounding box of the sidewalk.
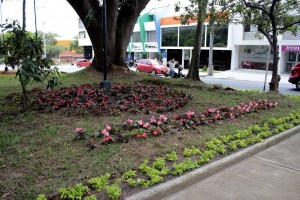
[126,126,300,200]
[181,68,290,84]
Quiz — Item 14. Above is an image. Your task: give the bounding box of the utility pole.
[100,0,112,90]
[207,0,215,76]
[43,21,46,58]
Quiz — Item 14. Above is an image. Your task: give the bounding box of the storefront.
[281,45,300,71]
[239,45,273,71]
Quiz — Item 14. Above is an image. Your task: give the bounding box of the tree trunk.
[67,0,150,72]
[22,0,26,31]
[269,19,280,92]
[186,0,208,81]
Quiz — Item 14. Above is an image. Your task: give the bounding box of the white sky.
[0,0,191,40]
[1,0,79,40]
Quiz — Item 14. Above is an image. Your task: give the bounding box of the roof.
[60,50,83,58]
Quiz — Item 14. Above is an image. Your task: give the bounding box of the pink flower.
[151,116,157,123]
[141,133,147,138]
[143,122,150,128]
[105,124,112,131]
[101,129,109,136]
[157,121,162,126]
[127,119,134,124]
[152,130,159,136]
[173,114,179,120]
[159,115,168,122]
[186,111,195,116]
[75,128,84,133]
[138,120,144,126]
[104,135,112,141]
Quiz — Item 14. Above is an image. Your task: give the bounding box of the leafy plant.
[172,158,199,175]
[36,194,47,200]
[84,195,97,200]
[165,151,178,161]
[183,146,202,157]
[105,180,122,200]
[88,173,110,192]
[59,183,90,200]
[0,20,60,108]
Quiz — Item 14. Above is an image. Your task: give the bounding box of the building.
[78,0,300,73]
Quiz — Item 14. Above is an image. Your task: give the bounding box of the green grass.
[0,67,299,199]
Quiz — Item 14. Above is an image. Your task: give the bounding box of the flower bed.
[32,83,190,115]
[38,109,300,200]
[74,99,278,147]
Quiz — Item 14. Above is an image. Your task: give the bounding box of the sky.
[1,0,79,40]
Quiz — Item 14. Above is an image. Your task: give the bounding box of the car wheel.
[296,80,300,90]
[151,70,156,75]
[136,68,140,73]
[77,65,81,68]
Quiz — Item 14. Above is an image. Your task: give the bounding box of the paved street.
[0,64,84,74]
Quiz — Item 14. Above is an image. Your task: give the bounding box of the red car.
[288,62,300,90]
[76,59,91,67]
[136,59,169,75]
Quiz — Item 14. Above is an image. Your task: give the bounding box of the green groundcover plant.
[37,106,300,199]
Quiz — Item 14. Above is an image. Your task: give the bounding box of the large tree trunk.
[186,1,208,81]
[186,20,204,81]
[67,0,150,72]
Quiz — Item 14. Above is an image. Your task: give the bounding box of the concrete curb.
[125,125,300,200]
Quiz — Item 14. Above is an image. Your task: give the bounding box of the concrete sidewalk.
[126,126,300,200]
[181,68,290,84]
[162,131,300,200]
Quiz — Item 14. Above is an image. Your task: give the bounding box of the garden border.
[125,125,300,200]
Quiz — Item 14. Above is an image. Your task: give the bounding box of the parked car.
[288,62,300,90]
[136,59,169,75]
[76,59,92,67]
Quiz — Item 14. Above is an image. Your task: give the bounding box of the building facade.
[78,1,300,73]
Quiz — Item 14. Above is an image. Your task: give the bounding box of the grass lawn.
[0,67,299,200]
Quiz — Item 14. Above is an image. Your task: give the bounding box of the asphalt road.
[200,76,300,95]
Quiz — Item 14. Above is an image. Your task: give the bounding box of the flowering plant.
[32,83,190,116]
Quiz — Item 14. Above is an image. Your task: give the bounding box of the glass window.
[147,31,156,42]
[162,27,178,46]
[79,31,86,39]
[132,32,141,43]
[179,26,196,47]
[206,24,228,47]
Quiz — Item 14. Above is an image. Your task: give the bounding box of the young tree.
[0,21,60,108]
[229,0,300,92]
[66,0,150,72]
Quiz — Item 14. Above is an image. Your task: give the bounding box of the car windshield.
[150,59,163,66]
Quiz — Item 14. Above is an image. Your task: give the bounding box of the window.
[162,27,178,46]
[179,26,197,47]
[79,31,86,39]
[244,24,257,32]
[206,24,228,47]
[132,32,141,43]
[147,31,156,42]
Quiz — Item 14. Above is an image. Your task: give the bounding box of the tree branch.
[242,0,270,16]
[278,20,300,32]
[257,25,272,45]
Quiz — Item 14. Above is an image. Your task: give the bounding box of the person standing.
[167,58,177,77]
